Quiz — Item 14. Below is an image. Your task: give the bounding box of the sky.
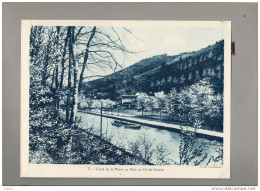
[123,26,224,66]
[85,24,224,80]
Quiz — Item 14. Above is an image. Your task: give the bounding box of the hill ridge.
[82,40,224,100]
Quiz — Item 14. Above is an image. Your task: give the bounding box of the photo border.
[20,20,231,178]
[2,2,258,185]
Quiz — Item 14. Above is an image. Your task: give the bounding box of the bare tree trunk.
[41,43,50,86]
[60,28,69,89]
[50,68,55,88]
[54,27,61,121]
[78,26,96,92]
[66,27,72,124]
[54,65,60,121]
[69,27,79,126]
[41,28,55,86]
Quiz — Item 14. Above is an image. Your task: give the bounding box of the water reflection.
[78,112,223,166]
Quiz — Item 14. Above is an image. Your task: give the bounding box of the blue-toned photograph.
[28,22,226,166]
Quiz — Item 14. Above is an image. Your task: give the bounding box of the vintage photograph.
[21,20,231,178]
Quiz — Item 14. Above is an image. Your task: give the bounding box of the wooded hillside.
[83,40,224,100]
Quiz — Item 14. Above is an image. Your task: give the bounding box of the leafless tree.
[30,25,138,127]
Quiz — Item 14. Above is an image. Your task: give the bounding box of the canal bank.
[77,111,223,166]
[78,109,223,142]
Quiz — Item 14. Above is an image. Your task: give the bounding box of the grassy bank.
[30,126,152,165]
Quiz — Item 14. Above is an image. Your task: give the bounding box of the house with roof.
[120,95,138,109]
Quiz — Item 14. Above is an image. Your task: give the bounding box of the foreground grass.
[30,127,153,165]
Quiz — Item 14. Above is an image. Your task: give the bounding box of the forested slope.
[83,40,224,100]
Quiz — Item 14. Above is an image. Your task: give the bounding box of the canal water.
[78,111,223,166]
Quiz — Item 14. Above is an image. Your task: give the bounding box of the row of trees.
[79,77,223,131]
[136,78,223,130]
[139,47,224,94]
[150,65,222,89]
[79,96,116,109]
